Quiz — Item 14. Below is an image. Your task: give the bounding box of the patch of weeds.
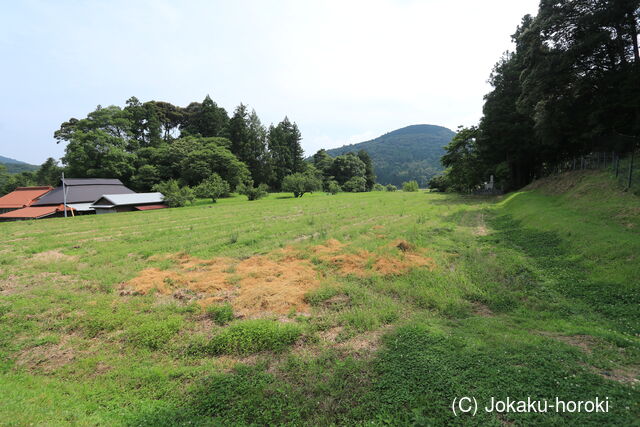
[207,319,302,355]
[205,303,234,326]
[0,304,10,318]
[305,286,341,306]
[341,309,379,332]
[228,232,239,244]
[126,316,184,350]
[226,274,241,286]
[32,335,60,347]
[223,264,237,274]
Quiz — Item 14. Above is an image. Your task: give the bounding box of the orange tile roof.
[0,204,73,219]
[0,186,53,209]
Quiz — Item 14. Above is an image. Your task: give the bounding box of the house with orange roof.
[0,186,53,214]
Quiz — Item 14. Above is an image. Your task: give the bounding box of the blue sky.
[0,0,539,165]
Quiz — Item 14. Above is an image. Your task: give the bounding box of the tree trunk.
[630,13,640,63]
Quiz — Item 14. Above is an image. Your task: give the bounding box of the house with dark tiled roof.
[0,178,135,221]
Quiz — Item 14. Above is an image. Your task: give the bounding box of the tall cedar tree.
[267,117,304,190]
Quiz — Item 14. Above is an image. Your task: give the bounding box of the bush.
[207,319,302,355]
[237,180,268,201]
[205,303,234,325]
[427,175,449,192]
[282,172,322,198]
[372,183,385,191]
[326,180,341,195]
[342,176,367,193]
[402,180,419,192]
[153,180,195,207]
[195,173,230,203]
[385,184,397,192]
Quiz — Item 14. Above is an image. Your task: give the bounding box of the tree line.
[0,95,380,201]
[432,0,639,192]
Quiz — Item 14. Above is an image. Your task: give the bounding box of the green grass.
[0,173,638,425]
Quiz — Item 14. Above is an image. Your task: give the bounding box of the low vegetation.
[0,170,638,425]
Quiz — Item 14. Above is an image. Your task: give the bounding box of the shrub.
[427,174,449,192]
[342,176,367,193]
[385,184,397,192]
[207,319,302,355]
[326,180,341,195]
[402,180,419,192]
[282,172,322,198]
[237,180,268,201]
[195,173,230,203]
[153,180,195,207]
[205,303,234,325]
[372,183,385,191]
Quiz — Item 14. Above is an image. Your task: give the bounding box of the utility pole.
[62,172,67,218]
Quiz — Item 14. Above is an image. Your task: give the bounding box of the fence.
[542,150,639,195]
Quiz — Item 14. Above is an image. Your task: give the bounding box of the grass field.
[0,170,638,426]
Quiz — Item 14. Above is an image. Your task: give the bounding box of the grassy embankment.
[0,170,638,425]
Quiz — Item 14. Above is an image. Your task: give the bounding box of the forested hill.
[0,156,38,174]
[0,155,29,165]
[325,124,455,187]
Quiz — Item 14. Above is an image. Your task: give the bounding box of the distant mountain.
[0,155,29,164]
[0,156,38,173]
[324,124,455,187]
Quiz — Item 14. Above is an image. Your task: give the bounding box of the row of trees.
[435,0,639,192]
[1,95,383,201]
[53,96,306,193]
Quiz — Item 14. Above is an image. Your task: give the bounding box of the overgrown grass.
[0,173,638,425]
[206,319,302,355]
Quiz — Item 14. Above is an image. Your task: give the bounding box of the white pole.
[62,172,67,218]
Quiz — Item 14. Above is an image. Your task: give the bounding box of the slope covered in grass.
[0,172,638,425]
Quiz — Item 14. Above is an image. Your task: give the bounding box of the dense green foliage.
[402,180,419,192]
[439,1,640,191]
[282,172,322,197]
[0,162,38,174]
[48,96,305,194]
[311,149,375,192]
[325,125,455,187]
[237,181,268,201]
[0,157,63,195]
[194,174,230,203]
[152,180,195,207]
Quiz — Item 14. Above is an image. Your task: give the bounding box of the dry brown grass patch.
[14,336,76,373]
[123,238,435,317]
[471,302,494,317]
[122,251,320,318]
[540,332,598,354]
[30,249,77,263]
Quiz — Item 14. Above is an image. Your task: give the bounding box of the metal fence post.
[616,153,620,177]
[628,151,635,190]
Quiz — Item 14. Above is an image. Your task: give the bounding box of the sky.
[0,0,540,165]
